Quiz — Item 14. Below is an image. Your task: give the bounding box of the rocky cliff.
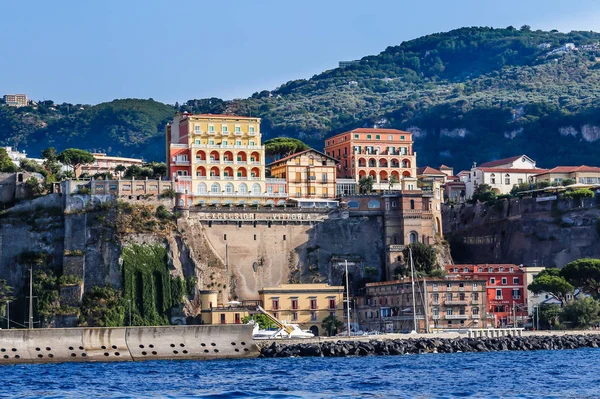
[443,196,600,267]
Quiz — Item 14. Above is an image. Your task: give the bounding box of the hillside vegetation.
[2,26,600,170]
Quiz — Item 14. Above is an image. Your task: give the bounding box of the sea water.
[1,348,599,398]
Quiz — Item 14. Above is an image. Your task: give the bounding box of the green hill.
[2,26,600,170]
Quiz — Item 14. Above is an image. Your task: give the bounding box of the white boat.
[251,321,315,340]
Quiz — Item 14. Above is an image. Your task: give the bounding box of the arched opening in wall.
[379,170,388,183]
[378,158,388,168]
[358,158,366,168]
[209,151,220,162]
[409,231,418,244]
[154,271,164,314]
[358,170,367,179]
[196,166,206,178]
[367,200,381,209]
[197,183,207,195]
[225,183,234,194]
[210,167,220,177]
[368,158,377,168]
[236,151,247,163]
[136,271,144,317]
[391,171,400,181]
[391,158,400,168]
[402,159,411,168]
[492,188,501,195]
[211,183,221,194]
[223,167,234,179]
[277,200,286,206]
[368,170,377,180]
[410,199,415,209]
[251,167,261,179]
[402,171,411,178]
[196,150,207,162]
[310,326,319,336]
[250,151,261,164]
[252,183,261,195]
[239,183,248,194]
[347,200,359,209]
[223,151,233,163]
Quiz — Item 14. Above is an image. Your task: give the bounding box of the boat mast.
[409,248,417,333]
[345,260,351,337]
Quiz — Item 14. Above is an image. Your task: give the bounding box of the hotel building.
[166,113,286,206]
[324,128,417,191]
[75,153,143,178]
[357,277,490,333]
[268,149,338,199]
[3,94,28,107]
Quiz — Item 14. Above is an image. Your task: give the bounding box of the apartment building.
[75,153,143,178]
[268,149,338,199]
[259,284,345,336]
[166,113,285,206]
[533,166,600,185]
[357,277,490,333]
[445,264,545,327]
[324,128,417,191]
[3,94,28,107]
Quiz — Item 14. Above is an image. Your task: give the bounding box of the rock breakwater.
[259,334,600,358]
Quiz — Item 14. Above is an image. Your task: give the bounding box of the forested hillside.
[2,26,600,170]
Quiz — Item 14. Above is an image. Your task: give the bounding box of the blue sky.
[1,0,598,105]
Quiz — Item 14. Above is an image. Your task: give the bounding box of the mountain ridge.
[2,26,600,170]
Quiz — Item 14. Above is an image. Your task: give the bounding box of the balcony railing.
[174,160,190,166]
[445,300,468,305]
[191,144,265,150]
[445,314,468,320]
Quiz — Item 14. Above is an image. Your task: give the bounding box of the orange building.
[324,128,417,191]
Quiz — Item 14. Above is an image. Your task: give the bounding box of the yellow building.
[268,149,338,199]
[259,283,345,336]
[534,165,600,185]
[199,290,252,325]
[167,113,283,206]
[75,153,143,178]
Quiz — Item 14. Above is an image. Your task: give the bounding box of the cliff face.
[443,197,600,267]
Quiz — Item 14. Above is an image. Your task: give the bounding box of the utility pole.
[345,260,351,337]
[28,264,34,329]
[409,248,418,333]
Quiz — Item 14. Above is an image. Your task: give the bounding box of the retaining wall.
[0,324,257,365]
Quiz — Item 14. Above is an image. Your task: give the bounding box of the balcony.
[195,159,207,164]
[445,314,468,320]
[223,160,234,164]
[251,161,261,165]
[210,160,220,164]
[445,300,468,305]
[223,176,234,180]
[174,160,190,166]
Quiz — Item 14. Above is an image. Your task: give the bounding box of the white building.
[464,155,545,198]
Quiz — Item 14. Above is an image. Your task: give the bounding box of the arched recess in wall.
[367,200,381,209]
[347,200,359,209]
[409,231,418,244]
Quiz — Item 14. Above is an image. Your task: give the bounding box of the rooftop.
[534,165,600,175]
[417,166,445,176]
[267,148,338,166]
[478,167,546,173]
[479,155,528,168]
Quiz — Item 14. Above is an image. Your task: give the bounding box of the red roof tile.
[417,166,445,175]
[267,148,338,166]
[478,168,546,173]
[535,165,600,175]
[479,155,526,168]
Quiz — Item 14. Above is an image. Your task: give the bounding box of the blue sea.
[1,349,599,398]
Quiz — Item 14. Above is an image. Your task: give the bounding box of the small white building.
[464,155,545,198]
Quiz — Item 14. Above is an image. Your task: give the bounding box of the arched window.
[197,183,207,194]
[239,183,248,194]
[252,183,261,195]
[367,200,381,209]
[409,231,418,244]
[347,200,359,209]
[410,199,415,209]
[225,183,234,194]
[211,183,220,193]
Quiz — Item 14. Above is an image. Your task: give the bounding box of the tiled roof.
[479,155,526,168]
[417,166,445,175]
[182,113,257,120]
[534,165,600,175]
[439,164,452,169]
[267,148,338,166]
[478,168,546,173]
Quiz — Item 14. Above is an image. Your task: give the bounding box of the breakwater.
[0,324,258,364]
[259,334,600,358]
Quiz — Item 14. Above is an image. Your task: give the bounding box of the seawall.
[0,324,257,365]
[259,332,600,358]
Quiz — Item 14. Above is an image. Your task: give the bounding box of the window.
[478,267,483,272]
[292,312,298,321]
[322,173,327,183]
[295,158,301,165]
[310,312,318,321]
[330,311,337,318]
[472,283,478,290]
[235,126,241,133]
[410,199,415,209]
[433,308,439,316]
[291,299,298,310]
[453,268,458,273]
[295,172,302,182]
[446,309,453,316]
[222,125,228,132]
[446,293,452,301]
[505,174,510,185]
[388,135,393,141]
[354,134,359,139]
[208,125,215,132]
[272,299,279,310]
[220,314,226,324]
[490,278,496,284]
[502,277,507,285]
[518,178,523,184]
[447,283,452,288]
[513,289,521,299]
[510,267,514,272]
[432,283,438,291]
[499,267,504,272]
[473,307,479,316]
[234,313,241,324]
[400,135,405,140]
[249,141,255,147]
[329,298,336,309]
[464,268,469,273]
[367,134,372,140]
[513,277,519,284]
[459,293,465,301]
[496,289,502,299]
[432,293,439,302]
[375,135,380,140]
[249,126,255,133]
[310,299,317,310]
[194,125,200,132]
[472,292,479,301]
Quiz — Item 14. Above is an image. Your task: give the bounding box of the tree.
[561,178,576,186]
[560,258,600,298]
[0,279,14,326]
[321,314,343,336]
[538,303,562,329]
[114,164,127,176]
[78,286,126,327]
[0,148,17,173]
[41,147,62,180]
[19,159,46,176]
[57,149,95,177]
[388,174,398,190]
[520,25,532,31]
[561,297,600,328]
[472,184,496,203]
[241,314,277,330]
[528,268,574,306]
[264,137,309,160]
[358,176,374,193]
[25,176,45,197]
[402,243,437,276]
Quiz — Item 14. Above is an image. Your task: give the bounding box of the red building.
[445,264,528,327]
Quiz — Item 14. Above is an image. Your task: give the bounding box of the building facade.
[444,264,545,327]
[268,149,338,199]
[464,155,545,198]
[75,153,143,178]
[357,277,490,333]
[3,94,28,107]
[166,113,283,206]
[258,284,345,336]
[533,166,600,185]
[324,128,417,191]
